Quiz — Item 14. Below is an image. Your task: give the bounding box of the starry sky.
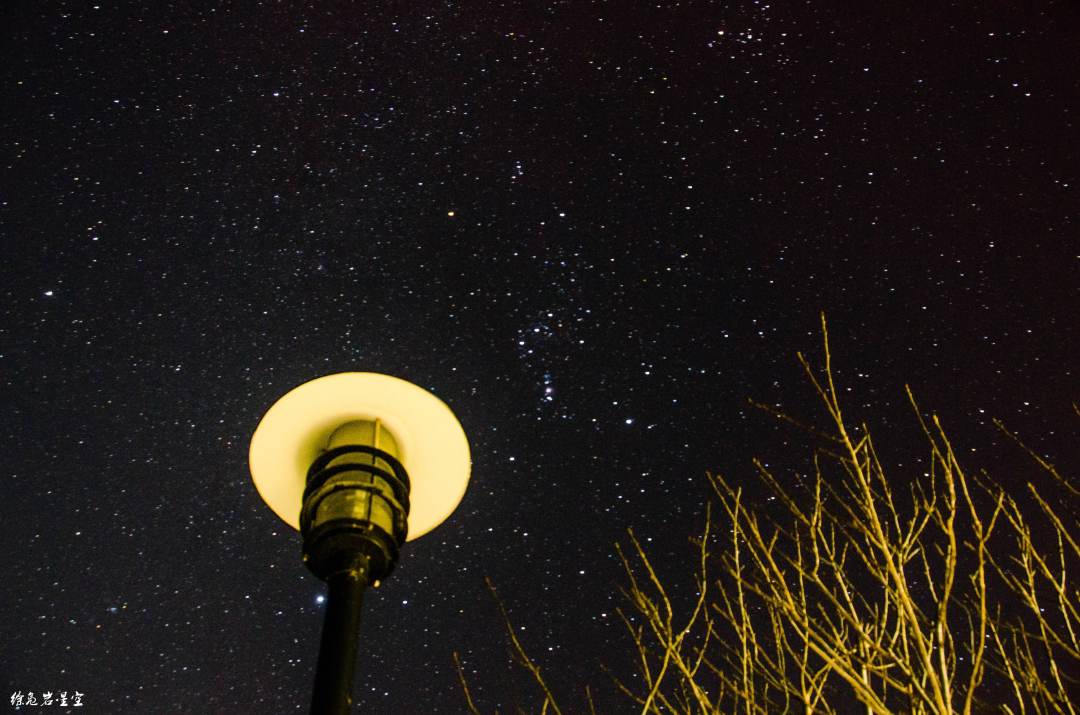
[2,1,1078,712]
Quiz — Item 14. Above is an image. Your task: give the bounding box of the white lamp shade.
[249,373,471,541]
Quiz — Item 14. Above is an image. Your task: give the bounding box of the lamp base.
[302,520,399,584]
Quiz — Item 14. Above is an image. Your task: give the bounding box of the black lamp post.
[249,374,471,714]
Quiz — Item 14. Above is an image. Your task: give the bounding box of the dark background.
[2,1,1077,712]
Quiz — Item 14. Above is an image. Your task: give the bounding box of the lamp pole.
[311,557,369,715]
[249,373,471,714]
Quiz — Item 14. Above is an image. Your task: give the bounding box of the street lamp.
[249,373,471,714]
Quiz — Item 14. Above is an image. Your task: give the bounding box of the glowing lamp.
[249,373,470,714]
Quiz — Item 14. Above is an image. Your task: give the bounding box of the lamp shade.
[249,373,471,541]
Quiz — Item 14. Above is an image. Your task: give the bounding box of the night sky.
[2,2,1078,713]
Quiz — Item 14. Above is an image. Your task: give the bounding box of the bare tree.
[460,314,1078,713]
